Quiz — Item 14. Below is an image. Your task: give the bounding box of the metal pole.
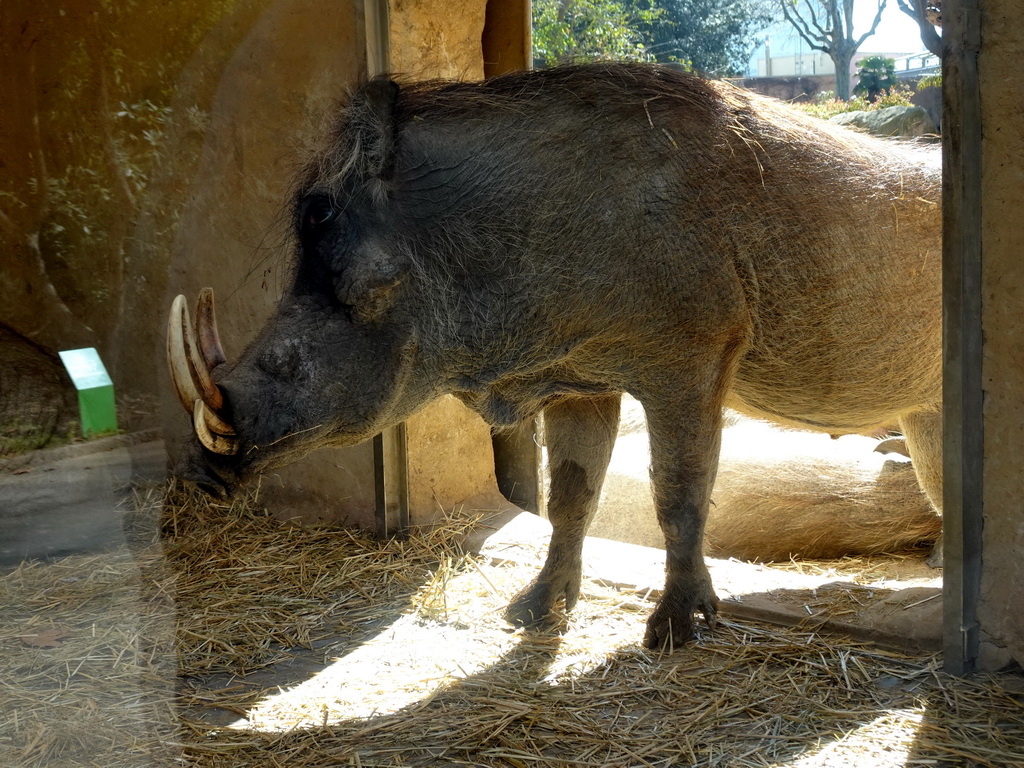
[373,424,410,539]
[362,0,409,538]
[364,0,390,77]
[941,0,984,675]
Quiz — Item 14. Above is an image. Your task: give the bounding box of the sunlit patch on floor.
[229,560,656,732]
[231,613,521,730]
[781,708,925,767]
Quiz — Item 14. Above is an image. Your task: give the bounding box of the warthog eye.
[301,196,336,233]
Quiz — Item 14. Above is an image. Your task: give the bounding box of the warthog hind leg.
[506,393,621,626]
[639,341,744,648]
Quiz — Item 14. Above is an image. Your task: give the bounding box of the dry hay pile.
[1,483,1021,767]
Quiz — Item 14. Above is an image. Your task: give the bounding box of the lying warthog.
[590,405,942,560]
[169,63,941,648]
[703,457,941,561]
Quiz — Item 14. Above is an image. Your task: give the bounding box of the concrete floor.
[0,436,165,567]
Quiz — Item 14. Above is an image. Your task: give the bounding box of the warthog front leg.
[506,393,621,626]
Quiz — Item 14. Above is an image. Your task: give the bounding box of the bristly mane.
[392,62,724,123]
[300,63,729,201]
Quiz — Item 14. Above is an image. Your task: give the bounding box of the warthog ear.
[349,76,400,182]
[338,250,408,322]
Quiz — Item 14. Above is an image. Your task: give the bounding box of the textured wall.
[0,0,272,443]
[978,0,1024,670]
[388,0,487,80]
[158,0,507,529]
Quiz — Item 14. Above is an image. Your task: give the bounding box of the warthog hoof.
[505,569,582,627]
[643,580,719,648]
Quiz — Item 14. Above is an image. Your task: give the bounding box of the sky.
[855,1,930,52]
[754,1,932,68]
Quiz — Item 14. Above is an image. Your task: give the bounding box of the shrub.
[794,85,914,121]
[854,56,898,102]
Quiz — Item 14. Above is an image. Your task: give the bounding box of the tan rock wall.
[159,0,505,529]
[406,396,502,526]
[0,0,270,434]
[388,0,487,80]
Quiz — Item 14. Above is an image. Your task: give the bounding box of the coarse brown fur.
[704,458,940,561]
[176,63,942,649]
[596,410,941,560]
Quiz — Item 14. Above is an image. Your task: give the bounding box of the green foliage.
[797,93,873,120]
[4,0,238,351]
[854,55,898,102]
[532,0,772,75]
[633,0,774,76]
[916,73,942,90]
[30,96,170,315]
[874,87,916,108]
[532,0,661,66]
[794,86,914,120]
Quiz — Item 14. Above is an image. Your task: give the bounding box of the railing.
[893,52,941,77]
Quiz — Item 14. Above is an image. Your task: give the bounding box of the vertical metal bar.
[941,0,983,675]
[373,423,410,539]
[363,0,408,538]
[364,0,390,77]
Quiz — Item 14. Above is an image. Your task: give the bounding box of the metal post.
[363,0,390,77]
[941,0,984,675]
[361,0,409,538]
[373,424,410,539]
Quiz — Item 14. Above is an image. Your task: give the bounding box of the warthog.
[169,63,942,648]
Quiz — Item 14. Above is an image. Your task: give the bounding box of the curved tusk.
[195,390,236,436]
[196,287,228,371]
[194,400,240,455]
[181,299,225,415]
[167,294,236,436]
[168,295,202,415]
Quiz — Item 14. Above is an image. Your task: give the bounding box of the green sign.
[58,347,118,437]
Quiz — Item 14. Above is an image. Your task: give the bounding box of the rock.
[830,105,938,139]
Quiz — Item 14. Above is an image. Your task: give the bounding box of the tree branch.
[853,0,888,49]
[842,0,855,39]
[895,0,942,56]
[779,1,831,54]
[802,1,833,43]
